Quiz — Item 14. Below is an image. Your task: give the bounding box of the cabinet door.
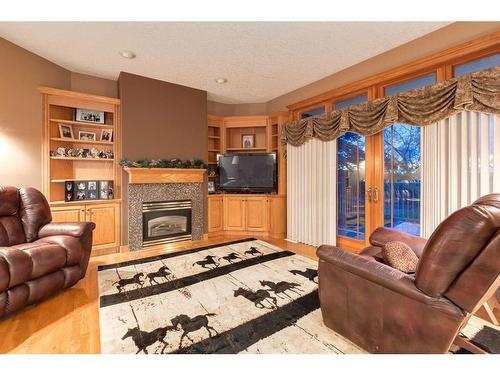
[268,196,286,238]
[208,197,224,233]
[51,205,85,223]
[223,196,246,231]
[245,197,268,232]
[86,203,120,248]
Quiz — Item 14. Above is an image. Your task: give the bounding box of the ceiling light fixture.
[215,78,228,84]
[119,50,136,59]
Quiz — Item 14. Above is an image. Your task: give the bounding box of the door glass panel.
[454,53,500,77]
[383,124,421,236]
[383,75,435,236]
[300,107,325,119]
[337,133,366,239]
[335,94,368,239]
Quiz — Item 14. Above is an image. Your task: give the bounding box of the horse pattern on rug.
[98,239,365,354]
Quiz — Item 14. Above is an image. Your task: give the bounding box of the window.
[333,94,368,109]
[300,107,325,119]
[383,74,436,236]
[384,73,436,96]
[454,53,500,77]
[334,94,368,239]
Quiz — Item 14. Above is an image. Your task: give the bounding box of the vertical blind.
[421,112,500,238]
[286,138,337,246]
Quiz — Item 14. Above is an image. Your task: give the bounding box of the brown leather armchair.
[317,193,500,353]
[0,186,95,318]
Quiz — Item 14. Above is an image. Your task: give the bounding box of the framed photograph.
[100,129,113,142]
[87,181,98,200]
[78,131,97,142]
[242,134,255,148]
[208,181,215,194]
[58,124,74,139]
[99,181,114,200]
[76,108,105,124]
[65,180,102,201]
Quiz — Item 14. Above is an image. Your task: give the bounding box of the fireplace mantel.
[124,167,206,184]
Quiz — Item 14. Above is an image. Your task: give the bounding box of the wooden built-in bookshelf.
[39,87,122,256]
[206,112,289,239]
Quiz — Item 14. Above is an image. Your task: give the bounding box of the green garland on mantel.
[119,158,207,169]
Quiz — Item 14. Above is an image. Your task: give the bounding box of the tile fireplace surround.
[124,168,206,251]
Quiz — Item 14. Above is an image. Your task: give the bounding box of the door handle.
[373,187,379,203]
[366,187,372,203]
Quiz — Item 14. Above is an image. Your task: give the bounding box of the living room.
[0,1,499,372]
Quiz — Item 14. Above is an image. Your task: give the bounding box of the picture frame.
[64,180,98,201]
[78,131,97,142]
[242,134,255,148]
[58,124,74,139]
[99,181,114,200]
[100,129,113,142]
[208,181,215,194]
[76,108,105,124]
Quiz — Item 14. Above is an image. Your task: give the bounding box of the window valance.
[281,66,500,146]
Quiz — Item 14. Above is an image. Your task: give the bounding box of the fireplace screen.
[142,200,192,247]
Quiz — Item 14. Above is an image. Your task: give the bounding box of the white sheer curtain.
[286,138,336,246]
[421,111,500,238]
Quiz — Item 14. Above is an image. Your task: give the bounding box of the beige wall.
[207,100,268,116]
[267,22,500,112]
[70,72,118,98]
[0,37,120,190]
[207,23,500,115]
[1,22,499,189]
[0,37,70,189]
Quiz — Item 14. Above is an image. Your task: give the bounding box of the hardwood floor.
[0,236,318,354]
[0,235,497,354]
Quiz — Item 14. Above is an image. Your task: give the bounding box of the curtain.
[421,111,500,238]
[286,138,336,246]
[281,66,500,147]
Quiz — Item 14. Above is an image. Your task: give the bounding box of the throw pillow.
[382,241,418,273]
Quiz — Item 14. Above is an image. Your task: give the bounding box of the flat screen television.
[217,153,276,193]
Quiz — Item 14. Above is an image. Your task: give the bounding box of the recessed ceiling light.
[119,50,136,59]
[215,78,228,84]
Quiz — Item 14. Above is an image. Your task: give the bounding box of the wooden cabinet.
[207,195,285,237]
[51,205,86,223]
[245,197,268,232]
[223,196,246,231]
[208,195,224,233]
[87,203,119,248]
[50,202,121,255]
[268,195,286,238]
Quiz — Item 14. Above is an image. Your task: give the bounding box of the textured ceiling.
[0,22,450,103]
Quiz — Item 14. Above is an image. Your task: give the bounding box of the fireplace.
[142,200,192,247]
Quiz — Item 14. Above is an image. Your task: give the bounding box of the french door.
[335,73,435,249]
[336,125,423,250]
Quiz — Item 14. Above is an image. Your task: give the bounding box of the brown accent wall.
[267,22,500,112]
[119,71,208,244]
[0,37,71,189]
[70,72,118,98]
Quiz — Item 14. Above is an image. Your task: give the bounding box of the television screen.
[217,153,276,193]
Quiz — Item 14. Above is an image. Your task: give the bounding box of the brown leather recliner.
[317,193,500,353]
[0,186,95,318]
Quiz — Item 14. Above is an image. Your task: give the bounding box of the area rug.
[97,238,364,354]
